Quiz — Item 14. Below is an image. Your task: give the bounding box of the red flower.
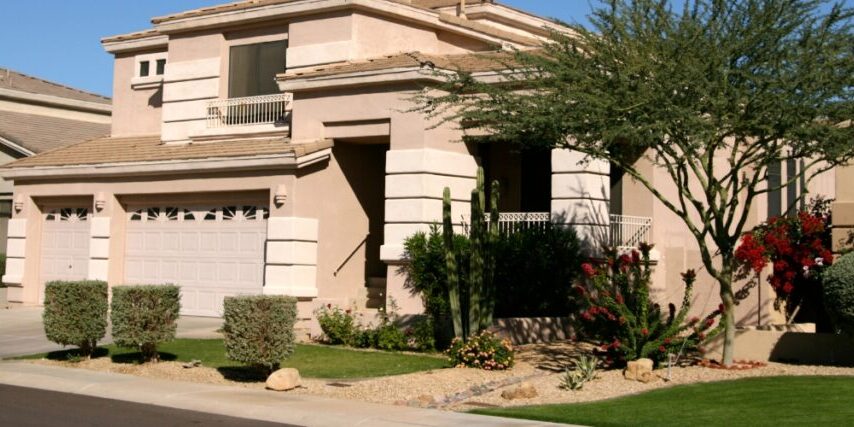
[631,250,641,264]
[615,294,625,304]
[641,328,649,336]
[581,263,596,278]
[664,338,672,345]
[659,346,666,353]
[705,318,715,328]
[783,283,794,293]
[327,303,332,309]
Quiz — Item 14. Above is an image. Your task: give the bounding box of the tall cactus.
[443,188,463,339]
[441,166,501,341]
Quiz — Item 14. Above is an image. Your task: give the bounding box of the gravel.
[27,341,854,412]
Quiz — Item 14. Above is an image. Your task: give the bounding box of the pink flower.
[641,328,649,336]
[659,346,666,352]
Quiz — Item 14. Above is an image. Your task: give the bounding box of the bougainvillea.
[576,244,722,367]
[735,198,834,322]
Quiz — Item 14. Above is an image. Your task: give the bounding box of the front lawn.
[18,339,448,379]
[474,376,854,427]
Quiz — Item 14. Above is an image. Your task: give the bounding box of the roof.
[2,135,332,169]
[0,110,110,155]
[0,68,110,105]
[279,50,517,80]
[150,0,494,24]
[100,29,163,44]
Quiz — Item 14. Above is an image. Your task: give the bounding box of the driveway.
[0,306,222,358]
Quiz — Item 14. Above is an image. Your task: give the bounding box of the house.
[0,68,111,246]
[0,0,835,335]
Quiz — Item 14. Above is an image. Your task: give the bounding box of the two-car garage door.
[124,205,267,317]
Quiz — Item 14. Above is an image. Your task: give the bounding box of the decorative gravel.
[28,341,854,412]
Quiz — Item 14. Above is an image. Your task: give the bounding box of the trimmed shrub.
[823,252,854,337]
[446,331,514,370]
[110,284,181,362]
[222,295,297,374]
[42,280,108,358]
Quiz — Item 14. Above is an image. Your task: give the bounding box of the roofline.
[278,66,508,91]
[0,146,332,181]
[0,88,112,115]
[102,34,169,54]
[0,135,35,157]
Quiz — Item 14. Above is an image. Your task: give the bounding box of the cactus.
[443,188,463,339]
[441,166,501,340]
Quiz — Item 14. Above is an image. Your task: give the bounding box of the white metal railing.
[462,212,552,235]
[206,93,293,129]
[609,214,652,248]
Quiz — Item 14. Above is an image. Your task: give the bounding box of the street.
[0,384,296,427]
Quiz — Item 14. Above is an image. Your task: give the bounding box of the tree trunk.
[717,257,737,366]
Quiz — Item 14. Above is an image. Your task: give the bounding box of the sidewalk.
[0,362,571,427]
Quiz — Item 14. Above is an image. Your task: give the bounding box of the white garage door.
[124,205,267,317]
[40,208,91,303]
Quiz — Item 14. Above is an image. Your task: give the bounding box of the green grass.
[474,376,854,427]
[17,338,448,380]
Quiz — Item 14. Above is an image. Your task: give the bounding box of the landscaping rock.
[624,358,654,381]
[266,368,301,391]
[500,382,538,400]
[638,371,659,384]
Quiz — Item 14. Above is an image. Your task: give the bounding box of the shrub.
[446,331,514,370]
[375,323,408,351]
[407,317,436,352]
[42,280,108,358]
[823,252,854,337]
[315,304,359,345]
[577,245,722,367]
[222,295,297,374]
[561,354,598,391]
[735,198,834,326]
[110,285,181,362]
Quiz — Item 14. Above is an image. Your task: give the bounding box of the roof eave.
[277,67,509,91]
[102,35,169,54]
[0,148,331,181]
[0,88,112,114]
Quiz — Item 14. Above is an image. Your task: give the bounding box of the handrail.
[333,234,369,277]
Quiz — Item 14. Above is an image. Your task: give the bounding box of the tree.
[415,0,853,365]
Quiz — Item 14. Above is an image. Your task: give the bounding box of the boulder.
[638,371,659,384]
[266,368,301,391]
[624,358,654,381]
[501,382,538,400]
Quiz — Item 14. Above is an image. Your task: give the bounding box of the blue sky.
[0,1,845,97]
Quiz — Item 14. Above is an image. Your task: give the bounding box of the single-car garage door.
[124,205,267,317]
[40,208,91,303]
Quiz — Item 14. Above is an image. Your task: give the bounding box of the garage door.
[124,205,267,317]
[40,208,91,303]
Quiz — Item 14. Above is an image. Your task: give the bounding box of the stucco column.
[264,217,319,298]
[381,148,478,315]
[551,148,611,251]
[88,194,112,282]
[2,195,31,302]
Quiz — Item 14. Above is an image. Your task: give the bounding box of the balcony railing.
[609,214,652,248]
[206,93,292,129]
[463,212,552,235]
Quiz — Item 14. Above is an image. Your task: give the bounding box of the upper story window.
[228,40,287,98]
[132,52,168,89]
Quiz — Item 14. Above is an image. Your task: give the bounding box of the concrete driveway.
[0,306,223,359]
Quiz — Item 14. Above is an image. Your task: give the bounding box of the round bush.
[43,280,108,358]
[111,284,181,362]
[823,252,854,336]
[446,331,514,370]
[222,295,297,374]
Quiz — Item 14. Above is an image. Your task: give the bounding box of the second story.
[102,0,560,144]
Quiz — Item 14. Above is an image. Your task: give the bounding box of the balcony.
[205,93,292,130]
[463,212,552,235]
[609,214,652,249]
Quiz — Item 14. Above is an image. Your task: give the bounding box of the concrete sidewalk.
[0,362,570,427]
[0,306,222,358]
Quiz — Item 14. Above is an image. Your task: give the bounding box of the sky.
[0,1,846,98]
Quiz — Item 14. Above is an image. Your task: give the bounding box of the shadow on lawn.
[42,347,110,361]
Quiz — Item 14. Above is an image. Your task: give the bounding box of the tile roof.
[0,68,111,105]
[437,12,540,46]
[280,50,518,80]
[100,29,163,44]
[149,0,492,23]
[3,135,332,169]
[0,110,110,154]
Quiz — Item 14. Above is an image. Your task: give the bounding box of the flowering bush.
[576,244,722,366]
[446,331,514,370]
[735,198,834,323]
[315,304,359,345]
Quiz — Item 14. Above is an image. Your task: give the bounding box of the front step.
[365,277,386,309]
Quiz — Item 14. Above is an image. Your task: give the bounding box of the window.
[139,61,150,77]
[228,40,287,98]
[767,159,807,219]
[156,59,166,75]
[786,159,798,217]
[767,161,782,218]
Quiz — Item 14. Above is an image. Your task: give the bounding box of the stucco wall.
[111,51,164,137]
